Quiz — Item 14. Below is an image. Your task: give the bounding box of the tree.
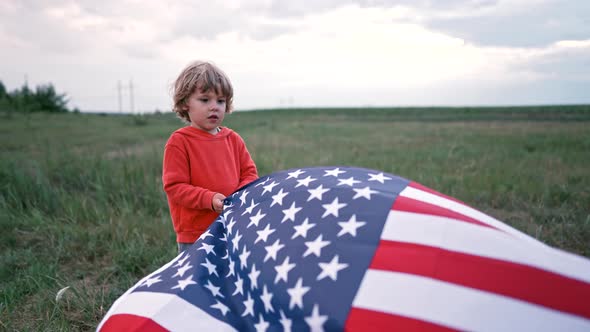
[0,80,70,113]
[0,81,11,112]
[0,81,6,99]
[34,84,69,113]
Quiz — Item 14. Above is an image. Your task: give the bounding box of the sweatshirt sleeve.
[162,143,216,210]
[236,135,259,188]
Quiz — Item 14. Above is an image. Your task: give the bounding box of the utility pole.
[117,80,123,113]
[129,79,135,114]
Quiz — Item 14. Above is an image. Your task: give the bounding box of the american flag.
[98,166,590,331]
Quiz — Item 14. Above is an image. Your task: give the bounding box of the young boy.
[163,61,258,253]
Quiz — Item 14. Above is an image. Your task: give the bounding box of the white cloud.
[554,39,590,49]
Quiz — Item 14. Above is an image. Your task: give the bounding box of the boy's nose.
[208,102,220,111]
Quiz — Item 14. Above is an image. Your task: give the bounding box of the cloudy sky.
[1,0,589,112]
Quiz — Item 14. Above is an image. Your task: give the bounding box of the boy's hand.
[212,193,226,214]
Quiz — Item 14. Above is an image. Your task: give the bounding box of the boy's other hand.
[212,193,226,214]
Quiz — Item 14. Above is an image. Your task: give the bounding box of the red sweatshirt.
[162,126,258,243]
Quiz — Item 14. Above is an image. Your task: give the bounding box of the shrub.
[0,80,70,113]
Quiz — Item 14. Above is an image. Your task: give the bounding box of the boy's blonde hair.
[172,61,234,123]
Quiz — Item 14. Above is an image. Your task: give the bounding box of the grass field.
[1,106,589,330]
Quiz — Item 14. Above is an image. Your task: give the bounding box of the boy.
[163,61,258,253]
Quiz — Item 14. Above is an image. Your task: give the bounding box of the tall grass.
[1,107,589,330]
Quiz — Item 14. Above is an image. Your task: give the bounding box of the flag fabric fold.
[98,166,590,332]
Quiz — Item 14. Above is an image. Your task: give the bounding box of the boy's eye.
[217,99,226,104]
[199,98,208,103]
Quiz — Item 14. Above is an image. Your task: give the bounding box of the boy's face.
[185,87,227,134]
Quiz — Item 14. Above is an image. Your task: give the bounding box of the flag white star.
[274,256,296,283]
[254,314,270,332]
[174,253,190,267]
[287,278,310,309]
[255,177,270,187]
[141,276,162,287]
[198,229,213,240]
[352,186,379,200]
[216,213,227,226]
[286,169,305,179]
[201,258,219,277]
[281,202,302,223]
[303,234,330,258]
[368,172,392,183]
[198,242,215,255]
[172,263,192,278]
[243,199,259,215]
[226,217,237,235]
[248,209,266,228]
[220,209,232,225]
[271,188,289,207]
[280,310,293,332]
[324,168,345,177]
[260,285,274,313]
[337,177,361,187]
[305,304,328,332]
[221,249,229,260]
[292,218,315,239]
[337,214,366,237]
[255,224,275,244]
[211,300,230,316]
[307,184,330,201]
[227,259,236,277]
[262,181,279,195]
[322,197,347,218]
[171,275,197,291]
[232,275,244,296]
[317,255,349,281]
[242,293,255,317]
[296,176,316,188]
[249,264,261,290]
[239,190,249,206]
[264,239,285,262]
[232,231,242,253]
[204,280,224,298]
[239,245,251,269]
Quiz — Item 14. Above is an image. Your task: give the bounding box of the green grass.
[1,106,589,330]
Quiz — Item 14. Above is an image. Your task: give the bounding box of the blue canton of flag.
[111,167,407,331]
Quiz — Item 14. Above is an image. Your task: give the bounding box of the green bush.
[0,80,70,113]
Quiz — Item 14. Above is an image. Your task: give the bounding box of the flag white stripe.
[353,270,590,332]
[400,186,542,245]
[100,292,235,332]
[383,210,590,283]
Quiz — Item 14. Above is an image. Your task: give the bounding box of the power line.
[115,79,136,113]
[129,79,134,114]
[117,80,123,113]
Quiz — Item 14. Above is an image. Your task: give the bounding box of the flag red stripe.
[371,240,590,319]
[99,314,168,332]
[392,196,497,230]
[409,182,465,204]
[346,307,458,332]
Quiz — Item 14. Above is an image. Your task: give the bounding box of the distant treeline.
[0,80,74,113]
